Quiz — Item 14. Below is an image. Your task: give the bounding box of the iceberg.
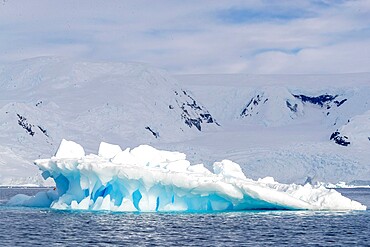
[8,139,366,211]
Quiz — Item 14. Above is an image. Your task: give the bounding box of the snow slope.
[330,110,370,147]
[0,57,218,185]
[0,58,369,185]
[174,74,370,184]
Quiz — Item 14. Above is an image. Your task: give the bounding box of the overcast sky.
[1,0,370,74]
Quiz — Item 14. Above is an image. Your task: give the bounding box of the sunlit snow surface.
[8,140,366,211]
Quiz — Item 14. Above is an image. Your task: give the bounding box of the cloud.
[250,41,370,74]
[0,0,370,74]
[215,5,315,24]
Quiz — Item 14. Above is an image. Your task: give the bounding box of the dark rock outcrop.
[330,131,350,146]
[240,94,266,117]
[176,90,219,131]
[145,126,159,138]
[17,114,35,136]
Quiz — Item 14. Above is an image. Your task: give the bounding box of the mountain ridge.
[0,57,369,185]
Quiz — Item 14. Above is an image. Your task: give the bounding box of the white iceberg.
[8,139,366,211]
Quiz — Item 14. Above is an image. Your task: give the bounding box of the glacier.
[8,139,366,212]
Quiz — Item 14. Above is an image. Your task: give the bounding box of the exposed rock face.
[330,131,350,146]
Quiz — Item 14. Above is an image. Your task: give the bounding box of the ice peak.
[98,142,122,159]
[54,139,85,159]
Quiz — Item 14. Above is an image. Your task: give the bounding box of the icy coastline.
[8,140,366,211]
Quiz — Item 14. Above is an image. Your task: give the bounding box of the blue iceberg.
[8,140,366,211]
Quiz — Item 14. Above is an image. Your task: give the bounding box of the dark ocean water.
[0,187,369,246]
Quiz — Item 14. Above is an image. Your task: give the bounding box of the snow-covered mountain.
[0,57,369,186]
[0,57,218,185]
[174,74,370,184]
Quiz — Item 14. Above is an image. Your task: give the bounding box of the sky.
[1,0,370,74]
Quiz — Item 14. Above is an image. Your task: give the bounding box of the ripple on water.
[0,188,369,246]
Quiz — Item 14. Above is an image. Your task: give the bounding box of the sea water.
[0,188,369,246]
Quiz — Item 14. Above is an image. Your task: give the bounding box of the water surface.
[0,187,369,246]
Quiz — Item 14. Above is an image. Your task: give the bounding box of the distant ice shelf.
[8,139,366,211]
[322,181,370,189]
